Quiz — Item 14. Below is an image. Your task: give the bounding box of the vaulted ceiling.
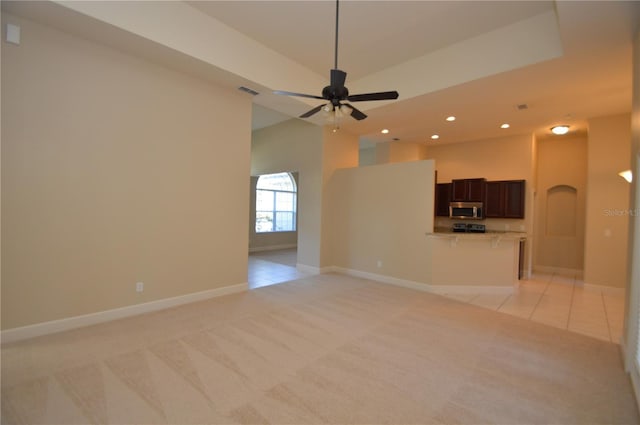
[3,1,639,145]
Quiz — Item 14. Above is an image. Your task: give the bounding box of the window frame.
[255,172,297,233]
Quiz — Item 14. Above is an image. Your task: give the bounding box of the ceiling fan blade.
[330,69,347,88]
[299,104,325,118]
[344,103,367,120]
[347,91,399,102]
[273,90,324,100]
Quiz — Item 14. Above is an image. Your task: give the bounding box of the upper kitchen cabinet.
[485,180,525,218]
[435,183,452,216]
[451,178,486,202]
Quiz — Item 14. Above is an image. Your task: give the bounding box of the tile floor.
[248,248,311,289]
[441,273,625,344]
[248,249,625,344]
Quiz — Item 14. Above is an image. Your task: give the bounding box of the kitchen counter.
[425,228,526,291]
[427,228,527,242]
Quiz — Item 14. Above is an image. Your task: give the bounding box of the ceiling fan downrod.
[334,0,339,70]
[272,0,399,123]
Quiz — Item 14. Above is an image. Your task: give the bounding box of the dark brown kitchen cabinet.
[435,183,452,216]
[485,181,503,217]
[451,178,486,202]
[485,180,525,218]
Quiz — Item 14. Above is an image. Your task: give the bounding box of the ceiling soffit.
[8,1,561,116]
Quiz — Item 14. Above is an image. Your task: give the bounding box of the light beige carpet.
[2,273,638,424]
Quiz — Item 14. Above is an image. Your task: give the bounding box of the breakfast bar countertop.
[427,227,527,240]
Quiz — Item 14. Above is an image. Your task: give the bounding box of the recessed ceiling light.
[431,134,440,140]
[551,125,570,135]
[446,116,456,122]
[381,129,389,134]
[500,123,510,129]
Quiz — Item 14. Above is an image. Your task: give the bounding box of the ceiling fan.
[274,0,399,125]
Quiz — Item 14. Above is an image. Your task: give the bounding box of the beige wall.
[534,135,588,271]
[320,127,360,267]
[359,147,376,166]
[375,142,428,164]
[1,14,252,329]
[426,134,534,183]
[326,160,435,283]
[584,114,632,288]
[251,119,324,268]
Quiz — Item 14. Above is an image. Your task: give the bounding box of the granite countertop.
[427,227,527,240]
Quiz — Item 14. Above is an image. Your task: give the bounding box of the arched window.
[256,172,297,233]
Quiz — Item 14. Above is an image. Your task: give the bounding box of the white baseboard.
[1,283,248,344]
[429,284,516,295]
[328,267,516,295]
[297,263,320,274]
[533,265,584,278]
[581,282,626,296]
[320,265,340,274]
[249,244,297,253]
[622,336,640,414]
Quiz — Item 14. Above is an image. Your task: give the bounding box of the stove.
[452,223,486,233]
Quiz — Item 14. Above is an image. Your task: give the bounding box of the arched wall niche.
[546,185,578,237]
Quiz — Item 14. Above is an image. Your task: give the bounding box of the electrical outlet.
[377,260,383,268]
[6,24,20,45]
[136,281,144,293]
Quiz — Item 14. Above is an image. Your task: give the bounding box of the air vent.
[516,103,528,110]
[238,86,259,96]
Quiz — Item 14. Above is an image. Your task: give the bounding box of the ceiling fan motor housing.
[323,85,349,103]
[273,0,398,121]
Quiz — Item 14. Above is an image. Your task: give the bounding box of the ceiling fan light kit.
[274,0,399,130]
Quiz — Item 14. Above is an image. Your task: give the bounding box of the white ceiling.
[187,1,554,80]
[4,1,640,146]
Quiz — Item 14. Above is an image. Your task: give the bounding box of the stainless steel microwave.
[449,202,484,220]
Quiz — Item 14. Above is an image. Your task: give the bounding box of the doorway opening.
[248,171,307,288]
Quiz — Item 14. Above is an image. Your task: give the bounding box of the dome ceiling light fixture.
[551,125,570,135]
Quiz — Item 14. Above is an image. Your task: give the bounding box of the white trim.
[627,335,640,415]
[581,282,626,296]
[1,283,248,344]
[319,266,338,274]
[296,263,320,274]
[328,267,516,295]
[249,243,297,253]
[429,284,516,295]
[533,265,583,278]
